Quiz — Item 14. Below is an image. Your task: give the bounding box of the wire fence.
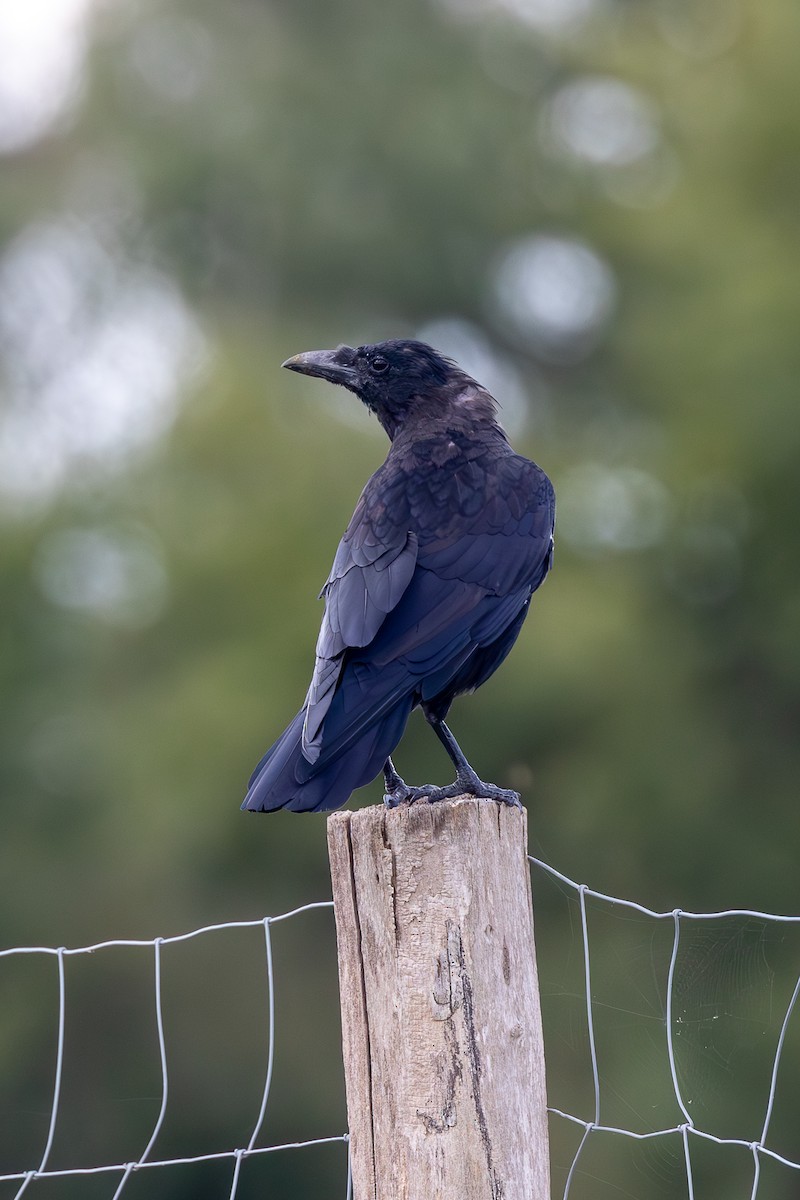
[528,856,800,1200]
[1,863,798,1198]
[0,902,349,1200]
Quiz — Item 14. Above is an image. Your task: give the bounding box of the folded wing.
[302,504,418,759]
[301,453,554,772]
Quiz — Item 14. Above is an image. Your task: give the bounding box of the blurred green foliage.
[1,0,799,1195]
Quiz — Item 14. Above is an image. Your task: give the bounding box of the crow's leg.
[428,718,522,808]
[382,724,521,809]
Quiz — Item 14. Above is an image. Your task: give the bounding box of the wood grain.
[327,796,550,1200]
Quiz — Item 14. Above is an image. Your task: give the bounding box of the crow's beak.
[281,346,359,388]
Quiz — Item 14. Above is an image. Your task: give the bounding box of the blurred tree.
[1,0,799,1195]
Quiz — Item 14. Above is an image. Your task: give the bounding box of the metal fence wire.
[1,862,798,1199]
[529,856,800,1200]
[0,902,349,1200]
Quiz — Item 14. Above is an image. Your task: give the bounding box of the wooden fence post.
[327,795,550,1200]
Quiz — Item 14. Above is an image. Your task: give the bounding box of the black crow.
[242,339,554,814]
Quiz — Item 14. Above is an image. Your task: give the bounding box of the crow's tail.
[241,696,413,814]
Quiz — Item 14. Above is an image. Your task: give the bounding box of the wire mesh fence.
[528,856,800,1200]
[0,903,349,1200]
[1,860,798,1198]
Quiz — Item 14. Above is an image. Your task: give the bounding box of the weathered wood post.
[327,795,550,1200]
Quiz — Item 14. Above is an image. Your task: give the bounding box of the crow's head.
[282,339,497,438]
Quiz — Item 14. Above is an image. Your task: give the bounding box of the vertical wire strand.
[560,885,601,1200]
[344,1134,352,1200]
[228,919,277,1199]
[749,1142,761,1200]
[579,885,601,1125]
[246,918,276,1154]
[227,1148,245,1200]
[681,1125,695,1200]
[666,910,693,1126]
[759,969,800,1147]
[110,940,169,1195]
[562,1122,593,1200]
[14,947,67,1199]
[139,938,169,1164]
[110,1162,135,1200]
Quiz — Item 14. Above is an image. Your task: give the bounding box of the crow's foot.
[383,780,441,807]
[453,766,522,809]
[383,762,521,810]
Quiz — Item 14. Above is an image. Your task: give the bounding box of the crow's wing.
[302,488,418,760]
[302,452,554,772]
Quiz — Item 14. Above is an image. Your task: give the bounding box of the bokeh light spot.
[492,235,616,360]
[541,76,660,167]
[127,14,215,105]
[0,220,207,511]
[0,0,92,154]
[559,463,673,554]
[33,525,169,628]
[435,0,601,33]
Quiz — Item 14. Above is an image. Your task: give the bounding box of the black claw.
[383,779,521,808]
[384,782,442,806]
[381,753,520,809]
[461,781,522,807]
[383,781,413,807]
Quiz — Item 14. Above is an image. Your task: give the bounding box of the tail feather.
[246,710,304,790]
[242,696,413,814]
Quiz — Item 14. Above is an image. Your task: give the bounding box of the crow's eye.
[371,356,389,374]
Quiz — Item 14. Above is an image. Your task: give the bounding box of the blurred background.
[1,0,799,1195]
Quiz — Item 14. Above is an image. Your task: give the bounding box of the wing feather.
[302,448,554,767]
[303,528,418,758]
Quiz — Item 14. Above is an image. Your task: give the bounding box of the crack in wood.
[418,1016,463,1133]
[455,925,506,1200]
[379,811,400,948]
